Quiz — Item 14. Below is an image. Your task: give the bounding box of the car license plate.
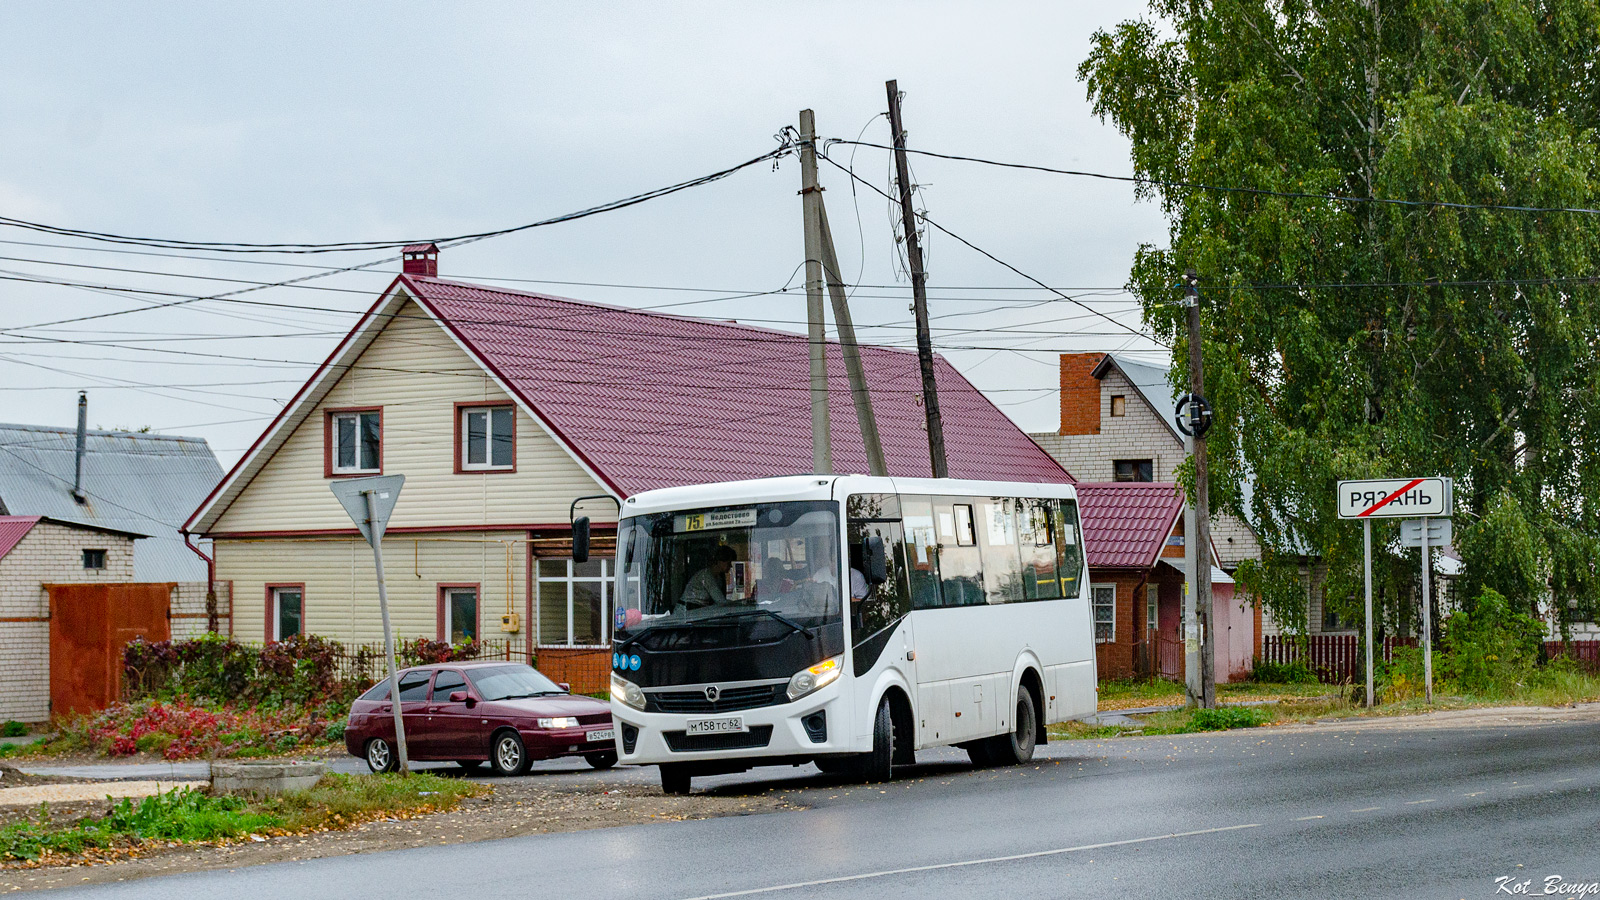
[586,729,615,743]
[685,716,746,735]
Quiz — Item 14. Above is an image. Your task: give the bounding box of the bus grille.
[663,725,774,752]
[646,684,785,714]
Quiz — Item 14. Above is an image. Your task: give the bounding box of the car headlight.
[611,672,646,711]
[535,717,579,729]
[787,656,843,701]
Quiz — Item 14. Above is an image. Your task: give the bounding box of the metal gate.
[48,583,172,716]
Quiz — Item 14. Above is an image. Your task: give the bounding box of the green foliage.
[1439,588,1545,693]
[1,721,27,738]
[1248,658,1320,684]
[1080,0,1600,636]
[1180,706,1270,732]
[124,633,355,710]
[1,789,276,861]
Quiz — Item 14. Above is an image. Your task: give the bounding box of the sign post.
[331,474,407,774]
[1338,478,1452,708]
[1399,518,1451,704]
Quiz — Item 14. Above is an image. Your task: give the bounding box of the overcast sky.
[0,1,1169,468]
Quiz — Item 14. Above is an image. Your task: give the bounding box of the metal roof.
[1093,354,1182,441]
[1075,481,1186,569]
[0,516,39,562]
[0,424,222,580]
[190,275,1072,533]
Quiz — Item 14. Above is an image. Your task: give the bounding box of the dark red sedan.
[344,662,617,775]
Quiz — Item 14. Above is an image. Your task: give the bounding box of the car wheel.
[584,751,617,770]
[491,731,529,776]
[365,738,397,774]
[854,696,895,784]
[660,763,692,795]
[455,759,484,771]
[985,686,1039,767]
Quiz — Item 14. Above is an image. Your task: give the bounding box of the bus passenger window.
[1020,500,1060,600]
[901,497,943,609]
[979,500,1024,604]
[1055,500,1084,599]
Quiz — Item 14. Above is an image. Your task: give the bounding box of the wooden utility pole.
[798,109,832,474]
[1183,269,1216,709]
[819,204,888,476]
[885,80,948,478]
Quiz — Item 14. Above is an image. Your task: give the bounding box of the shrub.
[1249,659,1320,684]
[1183,706,1269,732]
[1439,588,1544,695]
[1,721,27,738]
[57,699,333,760]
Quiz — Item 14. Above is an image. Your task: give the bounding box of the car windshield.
[614,501,843,640]
[465,664,564,700]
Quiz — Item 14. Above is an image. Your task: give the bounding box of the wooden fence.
[1261,635,1600,682]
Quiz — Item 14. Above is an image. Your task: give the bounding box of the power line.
[0,147,787,253]
[827,139,1600,216]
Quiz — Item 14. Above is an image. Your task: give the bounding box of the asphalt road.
[24,718,1600,899]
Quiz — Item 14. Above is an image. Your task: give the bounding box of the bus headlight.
[611,672,646,711]
[787,656,843,701]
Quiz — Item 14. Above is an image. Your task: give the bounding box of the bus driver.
[678,545,736,610]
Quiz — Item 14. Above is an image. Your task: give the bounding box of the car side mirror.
[449,691,475,707]
[572,516,591,564]
[863,535,888,585]
[558,682,571,693]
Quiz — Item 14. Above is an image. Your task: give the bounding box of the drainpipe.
[73,392,88,504]
[182,531,218,633]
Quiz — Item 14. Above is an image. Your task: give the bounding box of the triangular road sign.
[330,474,405,547]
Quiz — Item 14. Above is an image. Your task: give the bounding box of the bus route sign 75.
[1337,478,1452,519]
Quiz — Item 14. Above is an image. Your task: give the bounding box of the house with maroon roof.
[183,246,1071,691]
[1075,482,1255,683]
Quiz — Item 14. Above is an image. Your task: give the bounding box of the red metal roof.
[403,276,1072,496]
[1075,482,1184,569]
[0,516,41,562]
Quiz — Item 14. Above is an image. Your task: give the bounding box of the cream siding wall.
[0,522,136,723]
[210,298,605,535]
[220,532,526,646]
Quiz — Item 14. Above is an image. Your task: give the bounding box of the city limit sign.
[1337,477,1452,519]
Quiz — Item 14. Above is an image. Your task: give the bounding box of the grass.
[1052,666,1600,742]
[1,773,488,864]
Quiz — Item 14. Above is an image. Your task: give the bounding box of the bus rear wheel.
[985,685,1038,766]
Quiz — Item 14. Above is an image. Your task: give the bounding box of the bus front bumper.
[612,683,856,766]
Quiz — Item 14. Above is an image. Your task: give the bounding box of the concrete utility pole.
[818,203,888,476]
[798,109,832,474]
[1183,427,1202,707]
[1183,269,1216,709]
[885,80,948,478]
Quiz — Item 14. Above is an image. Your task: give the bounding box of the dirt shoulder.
[0,776,803,893]
[1275,701,1600,733]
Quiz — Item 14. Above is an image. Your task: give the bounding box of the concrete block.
[210,760,327,795]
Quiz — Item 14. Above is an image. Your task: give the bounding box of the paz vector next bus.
[601,475,1097,795]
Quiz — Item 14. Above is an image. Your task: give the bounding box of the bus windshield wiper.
[695,608,816,640]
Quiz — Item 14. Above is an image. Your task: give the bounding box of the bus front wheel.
[660,763,692,795]
[855,697,896,784]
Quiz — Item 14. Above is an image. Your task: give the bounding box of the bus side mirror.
[863,535,888,585]
[573,516,591,564]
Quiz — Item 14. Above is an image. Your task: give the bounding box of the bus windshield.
[614,501,842,640]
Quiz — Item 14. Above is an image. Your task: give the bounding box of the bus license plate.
[685,716,747,735]
[587,729,615,743]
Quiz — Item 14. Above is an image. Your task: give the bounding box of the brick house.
[0,516,143,723]
[183,246,1073,693]
[1075,482,1252,682]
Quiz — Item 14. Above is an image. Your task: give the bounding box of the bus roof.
[621,474,1078,517]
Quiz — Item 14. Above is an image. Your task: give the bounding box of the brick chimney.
[402,243,439,277]
[1058,353,1105,435]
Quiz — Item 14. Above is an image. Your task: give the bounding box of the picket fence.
[1259,635,1600,683]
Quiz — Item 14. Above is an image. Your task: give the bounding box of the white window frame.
[271,586,303,641]
[535,558,611,648]
[331,411,381,474]
[459,405,515,471]
[1146,583,1159,632]
[1091,583,1117,644]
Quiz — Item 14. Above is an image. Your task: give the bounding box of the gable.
[204,297,605,535]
